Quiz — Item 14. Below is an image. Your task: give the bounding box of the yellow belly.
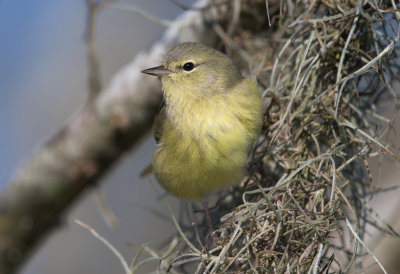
[152,129,247,199]
[153,79,262,199]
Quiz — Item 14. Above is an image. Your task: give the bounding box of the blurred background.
[0,0,194,273]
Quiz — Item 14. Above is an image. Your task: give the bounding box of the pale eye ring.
[183,62,195,71]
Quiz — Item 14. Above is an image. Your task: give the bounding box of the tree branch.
[0,0,218,272]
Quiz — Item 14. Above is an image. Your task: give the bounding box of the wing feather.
[140,102,166,178]
[152,102,166,144]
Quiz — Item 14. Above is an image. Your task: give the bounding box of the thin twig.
[75,219,131,274]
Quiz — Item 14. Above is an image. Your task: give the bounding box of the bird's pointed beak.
[141,65,172,77]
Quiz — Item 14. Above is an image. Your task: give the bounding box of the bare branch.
[0,0,219,272]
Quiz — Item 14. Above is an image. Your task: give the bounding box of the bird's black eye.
[183,62,195,71]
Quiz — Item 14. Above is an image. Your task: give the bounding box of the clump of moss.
[169,0,400,273]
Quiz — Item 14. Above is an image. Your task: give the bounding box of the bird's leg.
[202,198,216,247]
[202,198,213,233]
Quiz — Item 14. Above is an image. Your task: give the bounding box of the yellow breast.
[152,78,262,199]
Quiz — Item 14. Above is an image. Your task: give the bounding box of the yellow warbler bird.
[142,42,262,200]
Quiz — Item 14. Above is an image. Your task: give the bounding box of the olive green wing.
[139,102,166,177]
[152,102,166,144]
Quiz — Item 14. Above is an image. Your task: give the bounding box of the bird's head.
[142,42,243,97]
